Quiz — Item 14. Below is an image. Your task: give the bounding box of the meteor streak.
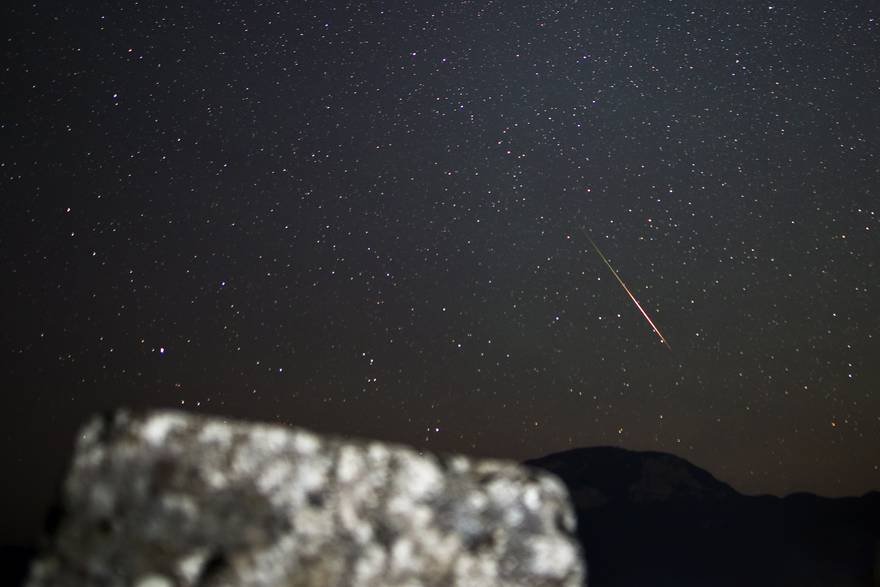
[583,230,672,350]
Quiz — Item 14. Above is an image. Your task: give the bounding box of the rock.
[27,410,585,587]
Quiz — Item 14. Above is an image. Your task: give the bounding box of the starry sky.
[2,1,879,544]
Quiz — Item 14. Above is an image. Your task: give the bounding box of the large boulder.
[27,410,585,587]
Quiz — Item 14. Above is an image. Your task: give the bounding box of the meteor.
[583,230,672,350]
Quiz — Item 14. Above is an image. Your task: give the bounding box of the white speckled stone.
[26,410,586,587]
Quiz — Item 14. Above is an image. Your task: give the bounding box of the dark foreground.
[5,446,878,586]
[529,447,880,587]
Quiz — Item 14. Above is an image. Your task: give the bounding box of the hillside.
[528,447,880,586]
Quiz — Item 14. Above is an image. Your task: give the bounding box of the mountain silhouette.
[528,447,880,587]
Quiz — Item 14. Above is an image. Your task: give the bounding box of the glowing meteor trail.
[583,230,672,350]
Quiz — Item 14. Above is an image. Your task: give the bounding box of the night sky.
[3,1,879,545]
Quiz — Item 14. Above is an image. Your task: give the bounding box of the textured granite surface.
[27,410,585,586]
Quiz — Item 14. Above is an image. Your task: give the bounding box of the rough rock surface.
[27,410,585,587]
